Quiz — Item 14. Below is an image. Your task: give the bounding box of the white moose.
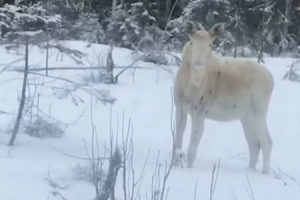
[173,20,274,174]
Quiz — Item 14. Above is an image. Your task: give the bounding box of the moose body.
[173,21,274,174]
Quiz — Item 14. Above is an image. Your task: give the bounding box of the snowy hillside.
[0,40,300,200]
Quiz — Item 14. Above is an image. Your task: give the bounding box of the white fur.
[173,21,274,174]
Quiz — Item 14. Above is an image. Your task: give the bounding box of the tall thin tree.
[9,36,29,146]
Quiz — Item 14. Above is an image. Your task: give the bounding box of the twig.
[23,96,86,129]
[49,145,109,161]
[150,151,160,200]
[209,159,221,200]
[46,164,68,200]
[133,150,150,200]
[113,53,149,83]
[0,109,10,114]
[164,0,179,32]
[121,111,132,200]
[193,181,198,200]
[230,190,238,200]
[159,88,176,200]
[245,174,255,200]
[147,88,177,200]
[89,88,101,199]
[98,147,122,200]
[0,57,24,74]
[277,168,300,188]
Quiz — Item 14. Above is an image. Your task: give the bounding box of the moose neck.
[199,48,220,70]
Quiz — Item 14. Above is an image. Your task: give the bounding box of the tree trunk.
[165,0,171,24]
[9,36,29,146]
[112,0,117,16]
[284,0,292,37]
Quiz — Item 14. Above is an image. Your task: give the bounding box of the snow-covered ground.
[0,41,300,200]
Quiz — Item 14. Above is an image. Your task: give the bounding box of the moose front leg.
[186,113,205,168]
[175,107,187,150]
[173,107,187,167]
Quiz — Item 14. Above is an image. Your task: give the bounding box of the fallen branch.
[9,66,153,72]
[113,53,150,83]
[0,109,10,114]
[40,43,86,65]
[46,164,69,200]
[160,51,181,66]
[11,71,116,104]
[0,57,24,74]
[26,102,85,128]
[277,168,300,188]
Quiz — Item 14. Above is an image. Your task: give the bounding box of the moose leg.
[261,126,272,174]
[240,117,261,171]
[186,114,204,168]
[240,115,272,174]
[173,107,187,166]
[255,115,272,174]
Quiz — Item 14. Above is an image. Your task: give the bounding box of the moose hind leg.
[241,115,272,174]
[240,117,261,171]
[260,126,272,174]
[252,116,272,174]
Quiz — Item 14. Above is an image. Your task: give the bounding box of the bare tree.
[284,0,292,38]
[112,0,118,16]
[9,36,29,146]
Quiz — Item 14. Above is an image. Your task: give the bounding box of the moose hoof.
[172,150,187,168]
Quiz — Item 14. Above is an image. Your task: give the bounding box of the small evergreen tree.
[0,3,61,44]
[0,3,61,145]
[104,2,158,50]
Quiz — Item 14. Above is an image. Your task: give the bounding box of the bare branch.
[9,66,153,72]
[193,181,198,200]
[12,71,116,104]
[46,164,69,200]
[0,109,10,115]
[114,53,149,83]
[40,43,86,65]
[98,147,122,200]
[50,145,109,161]
[0,57,24,74]
[245,174,255,200]
[277,168,300,188]
[133,150,150,200]
[209,159,221,200]
[8,37,30,146]
[147,88,176,200]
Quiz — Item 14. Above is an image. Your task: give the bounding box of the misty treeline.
[1,0,300,57]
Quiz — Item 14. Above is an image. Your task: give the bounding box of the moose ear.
[209,22,225,38]
[184,20,198,36]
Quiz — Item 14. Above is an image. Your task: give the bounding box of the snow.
[0,40,300,200]
[15,30,44,36]
[142,10,148,16]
